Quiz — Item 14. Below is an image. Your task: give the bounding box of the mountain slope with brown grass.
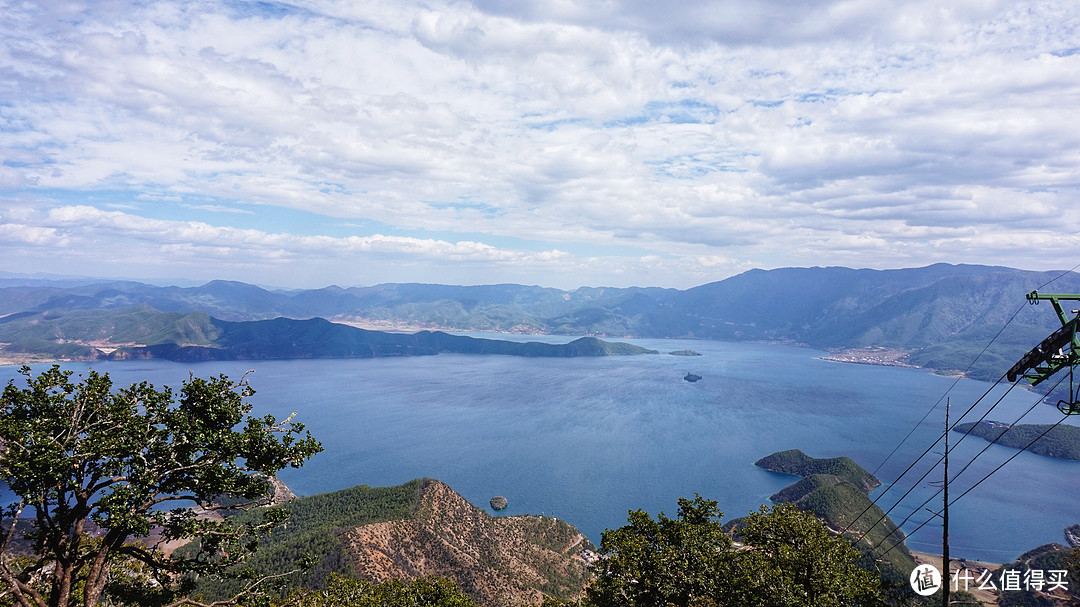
[343,479,592,607]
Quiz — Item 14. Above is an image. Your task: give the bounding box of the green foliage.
[195,479,593,607]
[280,573,477,607]
[588,495,734,607]
[0,365,322,607]
[770,477,914,582]
[731,503,887,607]
[953,421,1080,460]
[588,497,889,607]
[769,473,845,503]
[807,481,915,587]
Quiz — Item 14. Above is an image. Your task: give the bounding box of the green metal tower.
[1006,291,1080,414]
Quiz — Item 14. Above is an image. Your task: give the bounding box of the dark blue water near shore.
[4,337,1078,563]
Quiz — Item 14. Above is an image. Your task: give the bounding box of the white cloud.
[182,203,255,214]
[0,222,64,246]
[1,0,1079,287]
[26,204,568,265]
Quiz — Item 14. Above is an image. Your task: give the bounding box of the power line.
[843,371,1017,538]
[869,379,1046,555]
[847,266,1080,537]
[860,266,1080,558]
[944,386,1045,487]
[948,415,1070,506]
[942,398,951,607]
[875,412,1070,562]
[873,377,1070,561]
[1034,262,1080,292]
[870,302,1027,479]
[854,374,1038,545]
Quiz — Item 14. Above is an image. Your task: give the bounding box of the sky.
[1,0,1079,290]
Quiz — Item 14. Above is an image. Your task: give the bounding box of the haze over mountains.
[1,263,1077,383]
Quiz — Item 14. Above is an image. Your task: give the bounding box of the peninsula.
[754,448,881,493]
[752,449,913,586]
[952,421,1080,460]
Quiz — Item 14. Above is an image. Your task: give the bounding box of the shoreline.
[817,346,915,369]
[818,346,967,379]
[0,355,70,368]
[0,342,933,372]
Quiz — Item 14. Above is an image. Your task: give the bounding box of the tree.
[730,503,886,607]
[1068,547,1080,600]
[0,365,322,607]
[587,495,735,607]
[588,498,888,607]
[281,574,477,607]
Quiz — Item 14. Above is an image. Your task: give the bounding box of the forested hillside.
[191,480,427,600]
[754,449,881,493]
[192,479,591,607]
[953,421,1080,460]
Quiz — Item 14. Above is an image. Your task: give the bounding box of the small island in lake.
[683,372,702,382]
[669,349,702,356]
[490,496,508,511]
[952,421,1080,460]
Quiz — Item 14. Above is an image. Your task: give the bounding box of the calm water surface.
[4,337,1077,563]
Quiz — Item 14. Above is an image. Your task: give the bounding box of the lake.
[2,336,1077,564]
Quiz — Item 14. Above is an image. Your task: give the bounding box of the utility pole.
[943,397,950,607]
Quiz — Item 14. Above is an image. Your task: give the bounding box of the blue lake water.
[3,337,1078,564]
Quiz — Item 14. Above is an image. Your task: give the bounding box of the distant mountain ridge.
[1,264,1076,380]
[0,309,658,362]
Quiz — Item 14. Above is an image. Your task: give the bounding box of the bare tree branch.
[163,566,304,607]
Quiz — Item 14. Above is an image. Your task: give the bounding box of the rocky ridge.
[343,479,591,607]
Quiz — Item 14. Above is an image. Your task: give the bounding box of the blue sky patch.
[647,152,750,179]
[424,198,505,219]
[524,117,591,131]
[605,99,722,127]
[222,0,311,19]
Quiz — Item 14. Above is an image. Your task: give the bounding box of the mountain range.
[1,263,1077,383]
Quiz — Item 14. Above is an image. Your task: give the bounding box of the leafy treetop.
[587,497,889,607]
[0,365,322,607]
